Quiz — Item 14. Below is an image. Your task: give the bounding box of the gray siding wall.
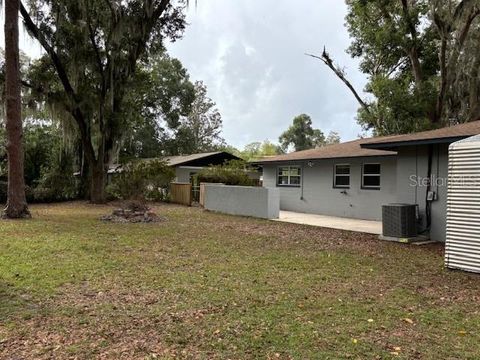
[175,167,198,183]
[262,156,397,221]
[204,184,280,219]
[395,144,449,242]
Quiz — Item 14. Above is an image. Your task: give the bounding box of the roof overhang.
[250,153,397,165]
[176,166,204,170]
[360,136,470,150]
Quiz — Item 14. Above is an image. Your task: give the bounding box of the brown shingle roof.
[252,138,396,164]
[361,120,480,149]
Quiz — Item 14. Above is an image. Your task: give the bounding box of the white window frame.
[334,164,350,188]
[362,163,381,189]
[277,165,301,187]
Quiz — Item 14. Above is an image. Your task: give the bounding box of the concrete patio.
[274,211,382,235]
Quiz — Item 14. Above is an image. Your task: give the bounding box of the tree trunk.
[2,0,30,219]
[90,161,106,204]
[408,48,423,85]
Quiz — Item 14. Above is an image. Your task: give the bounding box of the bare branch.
[306,49,370,114]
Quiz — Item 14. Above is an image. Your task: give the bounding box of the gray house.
[362,120,480,242]
[254,138,398,221]
[255,120,480,242]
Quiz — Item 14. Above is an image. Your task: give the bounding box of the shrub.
[32,153,78,202]
[195,160,258,186]
[108,159,175,201]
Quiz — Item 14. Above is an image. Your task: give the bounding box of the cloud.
[167,0,368,148]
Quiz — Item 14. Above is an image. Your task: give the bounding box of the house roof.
[162,151,234,166]
[106,151,240,174]
[251,138,396,164]
[131,151,240,167]
[361,120,480,150]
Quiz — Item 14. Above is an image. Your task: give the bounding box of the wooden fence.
[170,182,192,206]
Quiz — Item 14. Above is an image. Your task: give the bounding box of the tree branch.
[85,2,104,78]
[20,1,97,163]
[433,2,480,123]
[401,0,423,84]
[306,49,370,114]
[20,2,76,103]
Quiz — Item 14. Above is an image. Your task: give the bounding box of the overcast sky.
[7,0,368,149]
[166,0,368,148]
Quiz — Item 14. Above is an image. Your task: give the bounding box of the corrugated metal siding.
[445,140,480,273]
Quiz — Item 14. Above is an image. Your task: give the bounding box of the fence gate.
[170,182,192,206]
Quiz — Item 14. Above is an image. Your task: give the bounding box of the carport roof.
[251,138,396,164]
[106,151,240,174]
[162,151,239,166]
[361,120,480,150]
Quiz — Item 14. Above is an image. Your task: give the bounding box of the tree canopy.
[312,0,480,135]
[18,0,188,202]
[2,38,226,202]
[239,140,283,161]
[166,81,225,155]
[279,114,340,152]
[120,76,225,159]
[118,51,196,160]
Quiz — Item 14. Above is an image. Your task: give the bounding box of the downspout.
[423,144,434,232]
[415,146,418,205]
[300,163,305,200]
[417,145,433,235]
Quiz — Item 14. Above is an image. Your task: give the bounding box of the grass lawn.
[1,202,479,359]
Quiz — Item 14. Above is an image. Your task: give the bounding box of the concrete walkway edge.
[273,211,382,235]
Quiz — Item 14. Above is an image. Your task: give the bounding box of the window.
[277,166,301,187]
[362,163,381,189]
[334,164,350,188]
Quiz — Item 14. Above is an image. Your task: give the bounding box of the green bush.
[108,159,175,201]
[32,153,78,202]
[195,160,258,186]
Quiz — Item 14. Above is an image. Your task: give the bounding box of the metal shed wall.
[445,135,480,273]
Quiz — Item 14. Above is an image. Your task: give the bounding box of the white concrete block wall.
[204,184,280,219]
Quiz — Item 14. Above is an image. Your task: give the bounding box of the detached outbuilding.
[161,151,241,183]
[108,151,241,184]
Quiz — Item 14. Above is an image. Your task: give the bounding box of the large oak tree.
[309,0,480,135]
[19,0,187,203]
